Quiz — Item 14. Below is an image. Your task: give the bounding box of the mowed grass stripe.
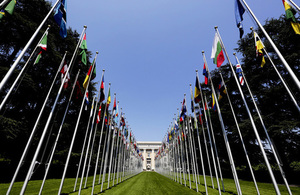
[75,172,199,195]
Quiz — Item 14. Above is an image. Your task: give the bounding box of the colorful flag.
[106,88,111,107]
[85,91,89,105]
[0,0,16,20]
[236,61,244,86]
[203,63,208,85]
[218,80,227,101]
[235,0,245,38]
[96,104,102,124]
[211,32,225,67]
[282,0,300,34]
[254,31,266,67]
[99,76,105,102]
[194,75,201,103]
[83,65,93,89]
[80,33,87,65]
[212,94,217,111]
[34,31,48,65]
[180,98,187,122]
[60,62,70,89]
[54,0,67,38]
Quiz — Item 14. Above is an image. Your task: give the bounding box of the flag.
[211,32,225,67]
[236,61,244,86]
[96,104,102,124]
[99,76,105,102]
[80,33,87,65]
[106,88,111,107]
[218,80,227,101]
[85,91,89,109]
[198,108,203,125]
[83,65,93,89]
[91,60,96,80]
[203,63,208,85]
[194,76,201,103]
[60,62,70,89]
[254,32,266,67]
[212,94,216,111]
[235,0,245,38]
[282,0,300,34]
[54,0,67,38]
[0,0,16,20]
[75,81,82,100]
[34,31,48,65]
[180,98,187,122]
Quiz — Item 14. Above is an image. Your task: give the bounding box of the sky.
[50,0,285,142]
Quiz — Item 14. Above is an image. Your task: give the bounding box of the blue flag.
[235,0,245,38]
[54,0,67,38]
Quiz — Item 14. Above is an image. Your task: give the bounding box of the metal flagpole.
[0,26,50,111]
[219,71,260,195]
[185,92,198,191]
[0,0,10,9]
[107,93,117,189]
[203,51,242,195]
[215,26,281,194]
[234,54,292,195]
[0,0,60,92]
[196,72,219,192]
[288,0,300,12]
[20,51,76,195]
[5,51,67,195]
[183,114,192,189]
[250,28,300,113]
[190,81,208,195]
[74,96,96,193]
[38,70,80,195]
[58,52,98,195]
[205,96,225,192]
[178,109,187,186]
[82,99,99,189]
[240,0,300,90]
[116,108,123,184]
[112,103,121,186]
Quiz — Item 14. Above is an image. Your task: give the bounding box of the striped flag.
[60,62,70,89]
[34,31,48,65]
[282,0,300,34]
[194,75,201,103]
[211,32,225,67]
[83,65,93,89]
[236,61,244,86]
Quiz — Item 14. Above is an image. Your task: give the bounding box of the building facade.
[137,141,161,171]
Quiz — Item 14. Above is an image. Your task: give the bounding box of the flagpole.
[0,26,50,111]
[240,0,300,91]
[38,70,81,195]
[288,0,300,12]
[0,0,60,92]
[5,51,67,195]
[234,54,292,195]
[250,28,300,113]
[57,52,98,195]
[20,47,79,195]
[112,102,120,186]
[185,92,199,191]
[190,83,208,194]
[205,94,225,192]
[107,93,117,189]
[215,26,281,194]
[0,0,10,9]
[219,71,260,195]
[178,108,187,186]
[74,96,96,194]
[91,80,109,195]
[196,72,219,192]
[203,51,242,195]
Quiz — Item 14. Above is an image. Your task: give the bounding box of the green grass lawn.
[1,172,299,194]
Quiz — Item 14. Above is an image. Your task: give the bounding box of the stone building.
[137,141,161,171]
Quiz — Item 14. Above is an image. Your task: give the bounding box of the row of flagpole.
[1,1,144,193]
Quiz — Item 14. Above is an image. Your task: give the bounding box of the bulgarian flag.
[211,32,225,67]
[83,64,93,89]
[34,31,48,65]
[282,0,300,34]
